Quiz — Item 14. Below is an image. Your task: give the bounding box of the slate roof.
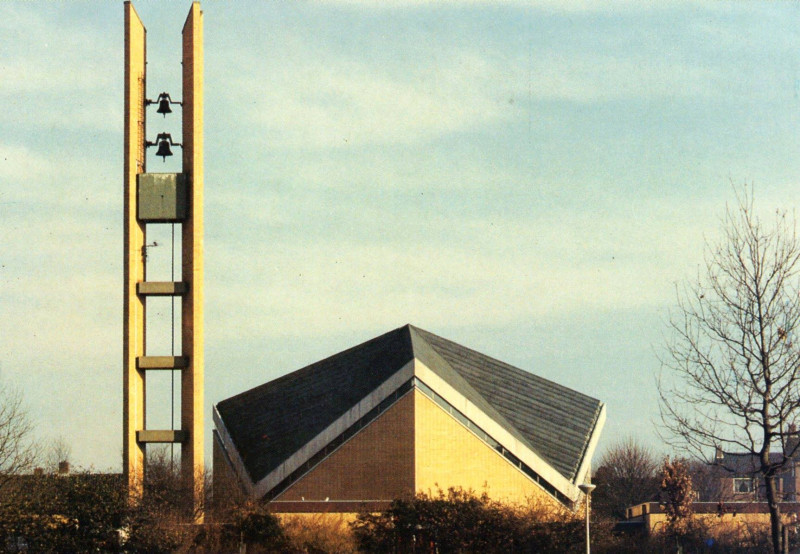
[215,324,603,487]
[718,451,793,475]
[409,326,603,481]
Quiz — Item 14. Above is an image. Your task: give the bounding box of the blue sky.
[1,1,800,471]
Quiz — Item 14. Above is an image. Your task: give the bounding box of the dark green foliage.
[187,503,289,553]
[0,451,203,554]
[0,473,784,553]
[233,501,289,551]
[352,487,583,553]
[0,472,126,553]
[0,459,290,553]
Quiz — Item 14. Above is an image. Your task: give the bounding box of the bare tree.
[659,189,800,554]
[685,457,727,503]
[44,436,72,474]
[592,436,660,519]
[0,383,36,492]
[124,446,210,551]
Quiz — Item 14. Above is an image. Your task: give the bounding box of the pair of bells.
[146,93,183,162]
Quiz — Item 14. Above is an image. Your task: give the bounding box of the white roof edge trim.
[212,405,255,496]
[573,403,606,488]
[414,360,581,502]
[252,360,417,499]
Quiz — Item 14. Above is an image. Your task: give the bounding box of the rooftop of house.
[716,448,800,475]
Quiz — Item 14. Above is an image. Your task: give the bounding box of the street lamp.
[578,483,596,554]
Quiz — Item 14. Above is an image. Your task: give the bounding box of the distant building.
[212,324,605,515]
[624,439,800,537]
[715,442,800,502]
[625,501,800,537]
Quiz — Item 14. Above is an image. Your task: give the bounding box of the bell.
[156,97,172,117]
[155,139,173,161]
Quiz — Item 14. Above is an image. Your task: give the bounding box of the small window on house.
[733,478,755,494]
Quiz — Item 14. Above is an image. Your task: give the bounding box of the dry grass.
[281,513,359,553]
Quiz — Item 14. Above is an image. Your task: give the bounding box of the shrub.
[0,471,127,553]
[234,501,288,550]
[281,513,358,553]
[352,487,583,553]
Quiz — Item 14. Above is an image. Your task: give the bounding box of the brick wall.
[414,391,556,507]
[275,392,416,501]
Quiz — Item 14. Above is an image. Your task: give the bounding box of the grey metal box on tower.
[137,172,188,222]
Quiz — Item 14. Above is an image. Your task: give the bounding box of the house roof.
[215,324,604,489]
[718,451,791,475]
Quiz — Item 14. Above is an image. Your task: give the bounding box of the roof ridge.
[221,327,414,407]
[215,326,416,483]
[407,325,540,457]
[408,325,597,404]
[408,325,601,481]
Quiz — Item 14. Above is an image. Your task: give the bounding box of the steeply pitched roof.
[216,326,413,484]
[215,324,603,488]
[718,451,791,475]
[409,326,602,481]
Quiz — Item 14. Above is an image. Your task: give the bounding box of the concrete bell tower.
[123,1,204,511]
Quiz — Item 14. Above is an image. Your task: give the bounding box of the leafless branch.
[0,383,37,493]
[658,187,800,553]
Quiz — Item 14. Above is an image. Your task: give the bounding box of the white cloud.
[527,54,718,103]
[0,142,117,208]
[204,195,714,341]
[0,4,118,132]
[219,47,514,149]
[317,0,689,13]
[211,21,734,156]
[0,50,115,96]
[0,144,49,183]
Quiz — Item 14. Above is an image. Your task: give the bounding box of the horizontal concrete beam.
[137,281,188,296]
[137,356,189,370]
[137,430,188,443]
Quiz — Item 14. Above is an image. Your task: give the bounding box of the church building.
[213,324,605,514]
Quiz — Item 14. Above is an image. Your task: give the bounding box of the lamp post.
[578,483,596,554]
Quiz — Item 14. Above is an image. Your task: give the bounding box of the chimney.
[58,461,70,475]
[715,446,724,463]
[787,424,799,457]
[33,467,43,477]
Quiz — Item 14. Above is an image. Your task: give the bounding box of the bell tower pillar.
[122,0,146,500]
[123,2,204,516]
[181,2,205,512]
